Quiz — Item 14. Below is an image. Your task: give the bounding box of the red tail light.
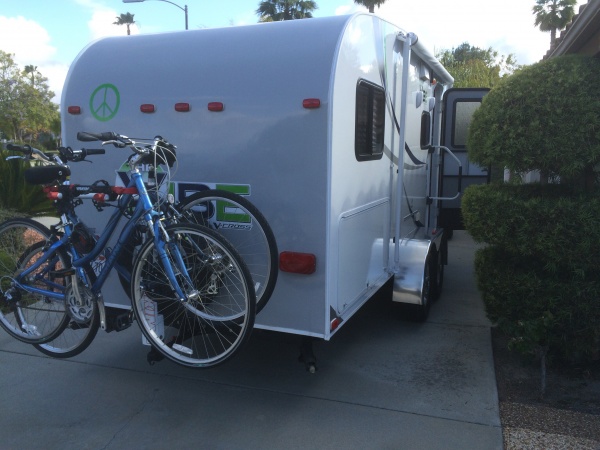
[279,251,316,274]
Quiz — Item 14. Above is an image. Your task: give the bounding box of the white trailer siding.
[61,13,452,341]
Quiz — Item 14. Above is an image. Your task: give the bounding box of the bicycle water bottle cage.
[23,166,71,185]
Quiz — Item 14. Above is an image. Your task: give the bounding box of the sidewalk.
[0,231,503,449]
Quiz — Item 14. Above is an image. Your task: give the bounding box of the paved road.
[0,231,502,449]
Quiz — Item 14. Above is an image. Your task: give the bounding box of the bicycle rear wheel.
[179,190,278,314]
[28,242,100,358]
[130,223,256,368]
[0,218,70,344]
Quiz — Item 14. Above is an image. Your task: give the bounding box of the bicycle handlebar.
[76,131,177,168]
[77,131,120,142]
[6,143,52,161]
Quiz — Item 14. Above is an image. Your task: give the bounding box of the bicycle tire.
[29,241,100,358]
[178,190,278,314]
[0,218,70,344]
[130,223,256,368]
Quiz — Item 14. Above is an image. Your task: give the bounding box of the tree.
[437,43,519,88]
[462,55,600,395]
[114,12,136,35]
[533,0,577,45]
[256,0,318,22]
[354,0,387,13]
[0,51,59,143]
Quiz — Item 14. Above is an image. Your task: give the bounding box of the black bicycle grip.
[82,148,106,156]
[77,131,118,142]
[6,143,31,154]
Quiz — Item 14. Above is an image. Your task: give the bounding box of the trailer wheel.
[431,242,446,301]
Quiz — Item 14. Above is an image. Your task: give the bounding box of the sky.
[0,0,583,103]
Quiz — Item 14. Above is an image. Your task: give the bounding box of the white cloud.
[0,16,68,102]
[334,0,565,65]
[0,16,56,63]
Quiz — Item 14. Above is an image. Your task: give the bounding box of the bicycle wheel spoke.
[0,219,70,344]
[131,223,255,368]
[179,190,278,313]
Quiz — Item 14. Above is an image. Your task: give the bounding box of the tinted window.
[355,80,385,161]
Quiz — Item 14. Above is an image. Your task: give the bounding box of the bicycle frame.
[11,164,196,329]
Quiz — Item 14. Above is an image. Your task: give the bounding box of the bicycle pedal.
[49,268,76,278]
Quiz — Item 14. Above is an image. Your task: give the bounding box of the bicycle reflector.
[279,251,316,274]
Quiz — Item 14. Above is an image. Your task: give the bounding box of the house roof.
[544,0,600,58]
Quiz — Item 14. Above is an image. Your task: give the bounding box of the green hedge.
[463,54,600,366]
[475,246,600,363]
[463,183,600,275]
[467,55,600,183]
[0,150,54,216]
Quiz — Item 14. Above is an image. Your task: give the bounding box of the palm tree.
[114,12,136,36]
[354,0,387,13]
[256,0,318,22]
[532,0,577,45]
[24,65,37,86]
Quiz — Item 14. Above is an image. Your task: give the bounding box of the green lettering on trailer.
[215,184,251,224]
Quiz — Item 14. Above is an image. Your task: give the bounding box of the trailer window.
[453,100,481,148]
[355,80,385,161]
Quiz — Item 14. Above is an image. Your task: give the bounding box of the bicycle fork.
[153,221,199,302]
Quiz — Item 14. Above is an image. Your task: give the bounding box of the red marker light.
[140,104,155,113]
[175,103,190,112]
[330,318,342,331]
[279,251,316,274]
[68,106,81,115]
[303,98,321,109]
[208,102,224,112]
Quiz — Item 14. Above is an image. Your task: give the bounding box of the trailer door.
[439,88,490,230]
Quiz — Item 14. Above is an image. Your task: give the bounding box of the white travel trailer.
[61,13,487,360]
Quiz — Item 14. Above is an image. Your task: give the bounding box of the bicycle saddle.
[24,166,71,185]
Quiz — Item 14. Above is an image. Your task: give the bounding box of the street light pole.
[123,0,188,30]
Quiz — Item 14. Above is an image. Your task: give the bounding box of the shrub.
[467,55,600,189]
[475,246,600,364]
[0,150,54,216]
[464,55,600,379]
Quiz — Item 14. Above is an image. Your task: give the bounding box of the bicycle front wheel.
[0,218,70,344]
[179,190,278,314]
[130,223,256,368]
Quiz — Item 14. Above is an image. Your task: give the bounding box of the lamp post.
[123,0,188,30]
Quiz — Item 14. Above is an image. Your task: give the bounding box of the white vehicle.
[61,13,487,363]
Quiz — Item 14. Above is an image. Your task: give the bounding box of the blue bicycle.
[0,132,256,367]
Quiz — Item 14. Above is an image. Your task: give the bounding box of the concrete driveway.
[0,231,502,449]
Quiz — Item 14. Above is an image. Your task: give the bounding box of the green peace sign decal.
[90,83,120,122]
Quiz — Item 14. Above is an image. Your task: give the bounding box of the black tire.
[431,244,445,301]
[0,218,71,344]
[130,223,256,368]
[178,190,278,314]
[32,242,100,358]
